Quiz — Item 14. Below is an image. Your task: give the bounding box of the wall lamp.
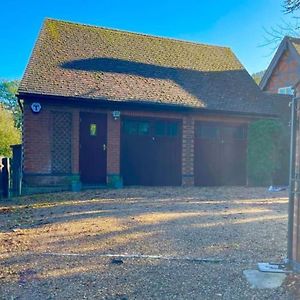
[112,110,121,120]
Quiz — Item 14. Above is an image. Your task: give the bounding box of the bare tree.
[261,18,300,51]
[259,1,300,53]
[284,0,300,13]
[261,2,300,52]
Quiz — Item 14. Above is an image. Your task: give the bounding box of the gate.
[0,144,22,199]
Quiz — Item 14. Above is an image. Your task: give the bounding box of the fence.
[0,145,22,199]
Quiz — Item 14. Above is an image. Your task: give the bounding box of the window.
[124,120,138,135]
[154,121,178,137]
[234,127,246,139]
[155,121,165,136]
[166,123,178,136]
[138,122,150,135]
[123,120,150,136]
[223,126,246,139]
[90,124,97,136]
[197,125,219,139]
[278,86,294,95]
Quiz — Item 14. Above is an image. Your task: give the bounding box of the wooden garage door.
[194,121,247,186]
[121,117,182,186]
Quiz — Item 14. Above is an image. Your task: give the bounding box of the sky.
[0,0,297,80]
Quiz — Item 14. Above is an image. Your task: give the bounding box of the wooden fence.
[0,145,22,199]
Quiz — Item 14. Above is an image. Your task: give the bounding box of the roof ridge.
[44,17,232,50]
[287,35,300,42]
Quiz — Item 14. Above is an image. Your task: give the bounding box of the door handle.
[103,144,106,151]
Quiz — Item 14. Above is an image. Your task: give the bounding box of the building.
[17,19,285,192]
[260,36,300,94]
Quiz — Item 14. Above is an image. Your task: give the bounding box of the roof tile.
[19,19,286,115]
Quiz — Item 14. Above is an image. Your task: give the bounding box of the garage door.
[194,121,247,186]
[121,117,182,186]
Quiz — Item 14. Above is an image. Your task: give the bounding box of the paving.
[0,187,294,299]
[243,270,287,289]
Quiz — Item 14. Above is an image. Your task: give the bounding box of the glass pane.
[234,127,246,139]
[90,123,97,136]
[199,125,219,139]
[124,120,138,135]
[223,126,246,139]
[166,122,178,136]
[138,122,150,135]
[223,126,235,139]
[155,121,165,136]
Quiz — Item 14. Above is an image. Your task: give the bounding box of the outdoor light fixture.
[112,111,121,120]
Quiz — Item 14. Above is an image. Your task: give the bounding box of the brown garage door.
[194,121,247,186]
[121,117,182,186]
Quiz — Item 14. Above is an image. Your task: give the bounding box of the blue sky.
[0,0,296,79]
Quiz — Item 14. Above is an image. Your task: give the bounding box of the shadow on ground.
[0,186,290,299]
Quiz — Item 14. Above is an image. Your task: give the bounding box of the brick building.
[18,19,286,192]
[260,36,300,94]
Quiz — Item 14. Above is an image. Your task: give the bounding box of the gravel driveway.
[0,187,292,299]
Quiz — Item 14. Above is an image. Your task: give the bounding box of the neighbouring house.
[260,36,300,95]
[17,19,288,193]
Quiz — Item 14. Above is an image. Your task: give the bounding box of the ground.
[0,186,296,299]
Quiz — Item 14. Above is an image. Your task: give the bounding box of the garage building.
[18,19,286,192]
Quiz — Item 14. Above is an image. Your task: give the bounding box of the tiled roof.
[19,19,285,115]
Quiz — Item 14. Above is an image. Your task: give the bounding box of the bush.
[247,119,288,186]
[0,105,21,157]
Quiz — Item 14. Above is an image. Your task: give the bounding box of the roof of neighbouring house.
[260,36,300,90]
[18,18,287,115]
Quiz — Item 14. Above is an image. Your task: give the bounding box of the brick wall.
[23,102,52,174]
[182,116,194,186]
[265,49,300,93]
[107,113,121,175]
[23,99,255,189]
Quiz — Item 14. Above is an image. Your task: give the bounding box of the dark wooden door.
[121,117,182,186]
[79,113,107,184]
[194,121,247,186]
[221,126,247,185]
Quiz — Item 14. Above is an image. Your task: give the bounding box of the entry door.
[79,113,107,184]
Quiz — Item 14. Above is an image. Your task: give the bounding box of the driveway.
[0,187,292,299]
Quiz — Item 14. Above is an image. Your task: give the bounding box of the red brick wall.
[23,102,52,173]
[107,113,120,175]
[265,49,299,93]
[182,116,194,186]
[23,100,256,187]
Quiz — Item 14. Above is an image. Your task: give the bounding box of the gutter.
[17,91,279,119]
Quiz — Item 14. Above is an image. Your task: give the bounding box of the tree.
[261,1,300,51]
[284,0,300,13]
[252,70,265,85]
[0,80,22,129]
[0,105,21,157]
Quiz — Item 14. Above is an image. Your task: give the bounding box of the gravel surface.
[0,186,293,299]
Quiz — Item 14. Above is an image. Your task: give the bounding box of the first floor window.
[278,86,293,95]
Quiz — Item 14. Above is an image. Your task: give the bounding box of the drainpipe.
[287,91,297,264]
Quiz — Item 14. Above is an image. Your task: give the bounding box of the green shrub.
[247,119,288,186]
[0,105,21,157]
